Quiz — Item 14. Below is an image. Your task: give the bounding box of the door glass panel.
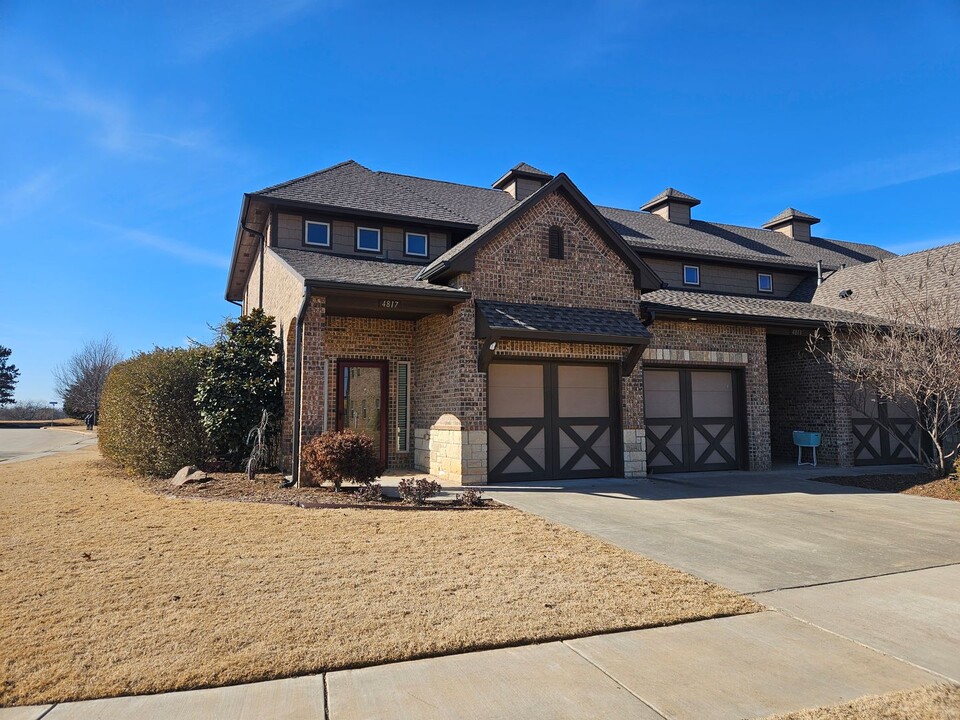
[644,370,681,417]
[488,364,544,418]
[691,371,734,417]
[557,365,608,417]
[341,365,383,458]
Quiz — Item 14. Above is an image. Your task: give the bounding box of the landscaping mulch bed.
[813,470,960,502]
[135,471,499,509]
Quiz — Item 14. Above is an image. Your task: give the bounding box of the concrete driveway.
[486,469,960,683]
[0,428,96,464]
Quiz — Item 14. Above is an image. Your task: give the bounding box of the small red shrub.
[301,431,381,490]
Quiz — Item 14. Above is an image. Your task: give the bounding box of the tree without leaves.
[810,250,960,477]
[54,337,123,421]
[0,346,20,406]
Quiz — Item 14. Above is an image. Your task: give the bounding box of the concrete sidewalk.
[0,427,97,464]
[6,612,941,720]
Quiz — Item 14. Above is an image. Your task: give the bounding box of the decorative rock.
[171,466,211,487]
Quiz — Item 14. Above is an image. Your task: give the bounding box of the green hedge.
[99,347,208,477]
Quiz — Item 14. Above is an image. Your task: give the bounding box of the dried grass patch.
[0,449,758,707]
[763,684,960,719]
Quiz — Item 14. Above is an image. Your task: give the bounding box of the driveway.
[486,469,960,683]
[0,428,96,464]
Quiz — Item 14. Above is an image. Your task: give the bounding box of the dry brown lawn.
[0,448,758,707]
[763,684,960,719]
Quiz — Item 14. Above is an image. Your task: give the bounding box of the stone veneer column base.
[414,415,488,486]
[623,428,647,478]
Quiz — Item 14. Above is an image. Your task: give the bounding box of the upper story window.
[405,232,429,258]
[356,226,381,253]
[683,264,700,286]
[548,226,565,259]
[305,220,331,247]
[758,272,774,293]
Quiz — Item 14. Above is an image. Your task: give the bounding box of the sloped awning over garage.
[475,300,652,374]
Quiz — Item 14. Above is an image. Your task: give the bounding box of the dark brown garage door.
[644,368,743,473]
[487,362,618,483]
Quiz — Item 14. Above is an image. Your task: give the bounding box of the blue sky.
[2,0,959,402]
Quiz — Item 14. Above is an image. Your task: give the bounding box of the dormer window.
[405,232,429,258]
[305,220,331,247]
[548,226,564,259]
[683,264,700,286]
[356,227,381,253]
[758,272,774,293]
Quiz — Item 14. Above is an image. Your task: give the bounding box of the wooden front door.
[487,362,619,483]
[336,360,388,465]
[644,368,743,473]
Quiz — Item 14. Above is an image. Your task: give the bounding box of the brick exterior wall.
[643,319,772,471]
[410,190,648,484]
[766,335,853,466]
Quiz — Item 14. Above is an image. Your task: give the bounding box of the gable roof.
[253,160,515,227]
[476,300,651,343]
[416,173,663,290]
[812,241,960,319]
[600,205,893,271]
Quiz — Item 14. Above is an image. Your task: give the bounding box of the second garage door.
[644,368,743,473]
[487,362,619,483]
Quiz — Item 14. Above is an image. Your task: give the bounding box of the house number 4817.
[380,300,400,309]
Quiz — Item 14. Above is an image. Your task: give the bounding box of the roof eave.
[640,303,867,329]
[303,278,471,301]
[225,193,253,302]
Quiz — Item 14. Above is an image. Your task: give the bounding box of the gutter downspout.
[283,288,310,489]
[242,223,266,309]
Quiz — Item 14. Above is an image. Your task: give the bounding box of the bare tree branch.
[54,337,123,420]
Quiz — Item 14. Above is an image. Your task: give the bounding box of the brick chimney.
[762,208,820,242]
[492,162,552,201]
[640,188,701,225]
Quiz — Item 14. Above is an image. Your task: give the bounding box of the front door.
[336,360,388,465]
[487,362,619,483]
[644,368,743,472]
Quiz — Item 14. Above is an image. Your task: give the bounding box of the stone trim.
[643,348,749,366]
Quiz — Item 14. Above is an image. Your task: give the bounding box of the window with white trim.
[683,264,701,286]
[405,232,428,258]
[356,226,381,253]
[396,361,411,452]
[758,272,774,293]
[304,220,331,247]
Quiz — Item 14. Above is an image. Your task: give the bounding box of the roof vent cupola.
[640,188,701,225]
[762,208,820,242]
[492,162,553,201]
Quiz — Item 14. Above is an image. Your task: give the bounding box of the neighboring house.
[226,160,935,485]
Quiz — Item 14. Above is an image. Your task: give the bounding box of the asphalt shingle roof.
[764,207,821,226]
[813,241,960,319]
[477,300,651,340]
[255,160,515,227]
[600,206,893,271]
[511,162,551,177]
[641,187,701,209]
[641,288,884,326]
[270,247,467,295]
[251,160,894,274]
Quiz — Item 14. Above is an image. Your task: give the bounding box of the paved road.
[0,428,96,464]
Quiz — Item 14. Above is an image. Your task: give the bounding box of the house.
[226,160,928,485]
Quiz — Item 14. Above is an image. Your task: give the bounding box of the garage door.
[487,362,618,483]
[851,390,920,465]
[644,368,742,473]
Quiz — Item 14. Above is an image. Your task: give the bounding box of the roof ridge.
[377,169,513,195]
[254,160,367,195]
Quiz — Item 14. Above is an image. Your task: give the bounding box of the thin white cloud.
[0,70,223,158]
[95,222,229,269]
[808,147,960,197]
[0,167,61,218]
[176,0,331,58]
